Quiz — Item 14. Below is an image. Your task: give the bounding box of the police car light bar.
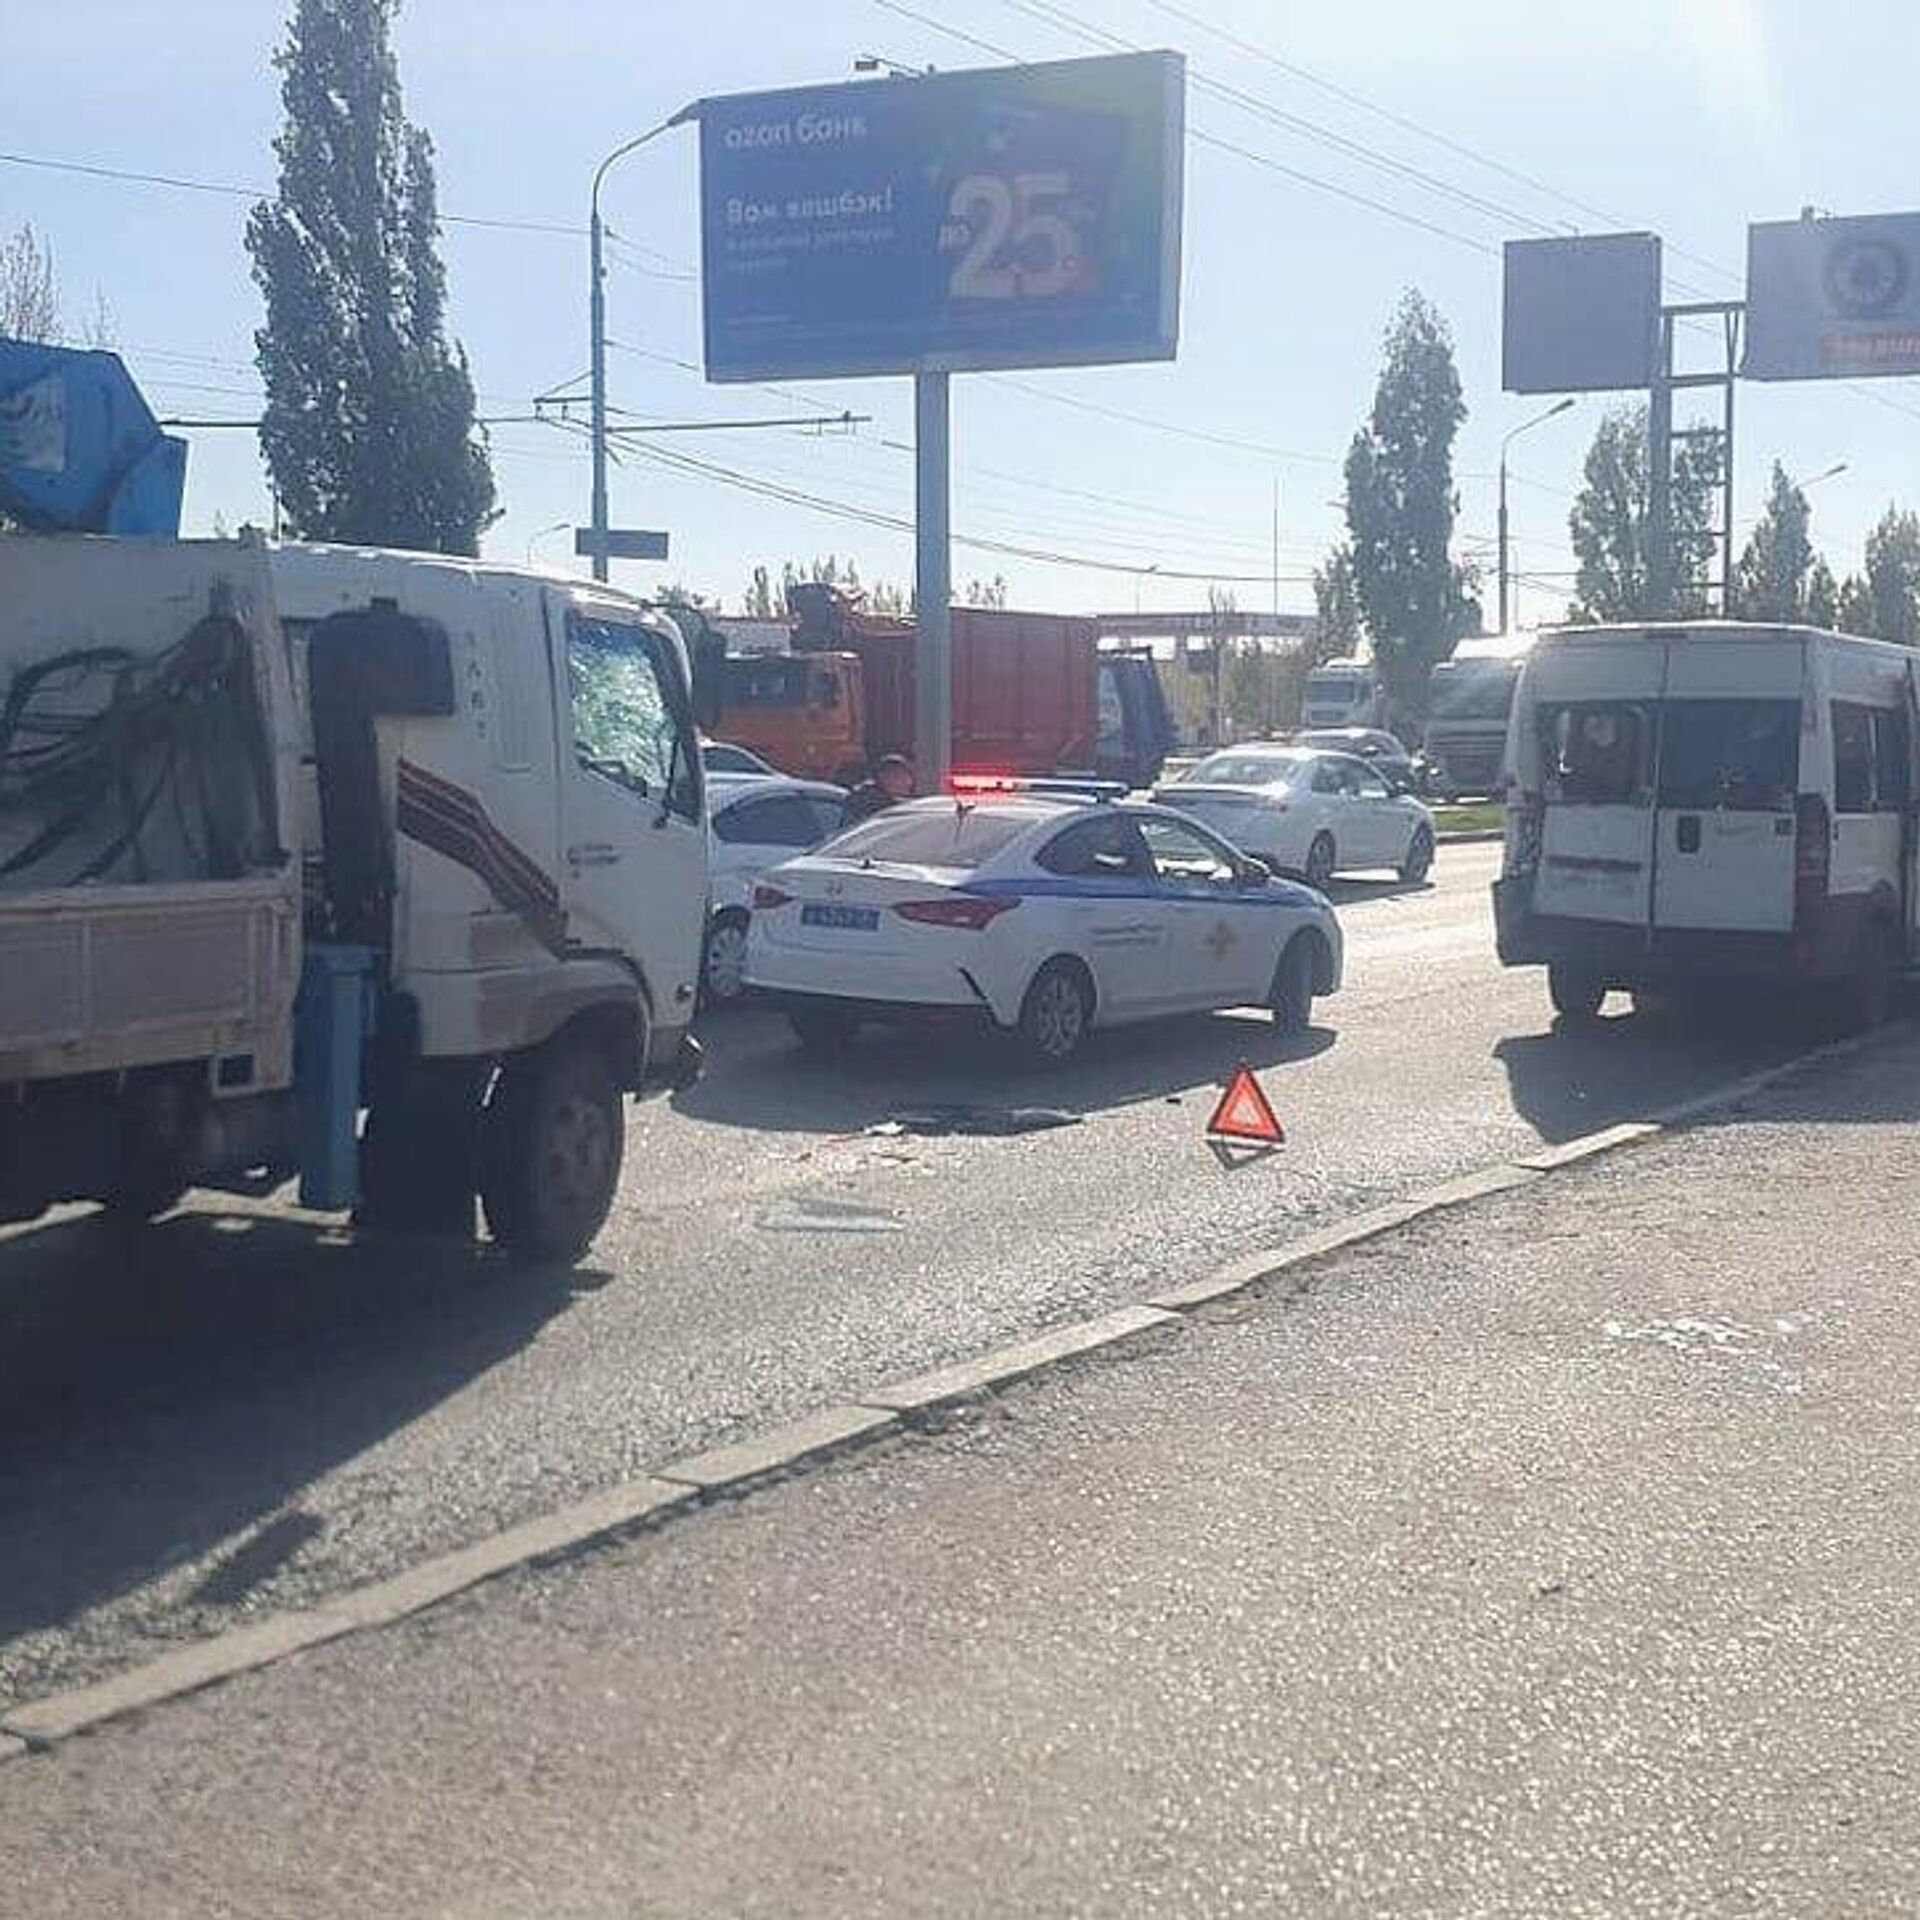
[947,773,1129,802]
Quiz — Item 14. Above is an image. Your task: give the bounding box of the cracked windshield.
[8,1,1920,1913]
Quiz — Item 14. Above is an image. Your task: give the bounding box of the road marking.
[0,1027,1879,1765]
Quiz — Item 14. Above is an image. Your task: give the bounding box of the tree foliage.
[1343,292,1475,721]
[1311,544,1361,664]
[0,226,60,342]
[745,555,911,616]
[1730,463,1816,623]
[1859,507,1920,647]
[247,0,495,553]
[1566,403,1719,621]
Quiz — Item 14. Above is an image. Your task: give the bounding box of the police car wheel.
[1268,934,1318,1036]
[1017,959,1093,1066]
[1399,827,1434,885]
[702,910,751,1007]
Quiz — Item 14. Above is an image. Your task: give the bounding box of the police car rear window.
[823,807,1030,870]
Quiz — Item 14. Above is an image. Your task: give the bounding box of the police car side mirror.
[1237,855,1273,887]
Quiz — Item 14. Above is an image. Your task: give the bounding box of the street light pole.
[588,113,691,583]
[1498,397,1574,632]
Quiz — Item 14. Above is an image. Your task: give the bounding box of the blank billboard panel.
[1502,233,1662,395]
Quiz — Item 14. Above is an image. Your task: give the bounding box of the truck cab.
[1302,659,1382,729]
[0,534,707,1263]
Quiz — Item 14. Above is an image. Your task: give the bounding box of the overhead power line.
[1,147,586,241]
[623,434,1310,583]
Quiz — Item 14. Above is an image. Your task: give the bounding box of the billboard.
[1745,213,1920,381]
[695,52,1184,382]
[1502,232,1662,394]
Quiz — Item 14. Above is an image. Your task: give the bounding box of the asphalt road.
[0,843,1825,1709]
[9,1016,1918,1917]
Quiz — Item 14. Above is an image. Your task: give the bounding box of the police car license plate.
[802,903,880,931]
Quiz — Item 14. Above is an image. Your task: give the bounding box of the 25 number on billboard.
[945,172,1078,301]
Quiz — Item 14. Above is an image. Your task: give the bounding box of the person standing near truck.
[843,754,914,824]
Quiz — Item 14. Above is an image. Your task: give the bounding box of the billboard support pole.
[1647,310,1675,619]
[914,370,953,794]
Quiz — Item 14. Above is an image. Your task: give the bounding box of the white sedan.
[744,790,1344,1064]
[705,775,849,1005]
[1154,746,1435,888]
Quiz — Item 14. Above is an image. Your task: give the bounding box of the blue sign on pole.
[695,52,1184,382]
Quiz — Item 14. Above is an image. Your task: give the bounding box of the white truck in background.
[1300,657,1384,730]
[1424,631,1538,799]
[0,533,707,1263]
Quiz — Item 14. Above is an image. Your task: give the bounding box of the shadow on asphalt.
[1494,990,1908,1143]
[675,1006,1336,1138]
[0,1209,592,1664]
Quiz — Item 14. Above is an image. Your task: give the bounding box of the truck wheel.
[1548,963,1607,1027]
[480,1041,624,1265]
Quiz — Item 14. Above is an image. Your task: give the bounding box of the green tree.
[742,566,777,618]
[1343,291,1475,723]
[963,574,1009,608]
[1837,571,1878,637]
[1311,543,1361,664]
[1807,556,1840,629]
[1863,508,1920,647]
[247,0,495,553]
[1730,462,1815,622]
[1566,403,1718,621]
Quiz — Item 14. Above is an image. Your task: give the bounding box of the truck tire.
[480,1041,624,1265]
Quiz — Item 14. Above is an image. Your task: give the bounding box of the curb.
[1435,827,1504,846]
[0,1031,1862,1763]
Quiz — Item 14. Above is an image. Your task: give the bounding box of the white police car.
[744,783,1343,1064]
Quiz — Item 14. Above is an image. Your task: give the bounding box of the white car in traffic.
[744,788,1343,1064]
[1154,746,1435,889]
[705,775,849,1006]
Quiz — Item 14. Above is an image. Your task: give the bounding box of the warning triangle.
[1205,1065,1284,1146]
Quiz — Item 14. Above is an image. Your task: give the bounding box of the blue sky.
[8,0,1919,622]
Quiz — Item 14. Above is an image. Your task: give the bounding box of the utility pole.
[914,371,953,792]
[1498,397,1573,631]
[586,114,687,582]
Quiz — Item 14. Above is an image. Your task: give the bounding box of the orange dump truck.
[688,585,1171,789]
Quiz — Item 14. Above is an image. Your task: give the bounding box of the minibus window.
[1658,700,1800,812]
[1539,703,1647,805]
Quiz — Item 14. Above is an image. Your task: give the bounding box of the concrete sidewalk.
[8,1032,1920,1917]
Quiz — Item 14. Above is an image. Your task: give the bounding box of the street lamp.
[1499,397,1575,633]
[588,108,695,583]
[525,519,570,569]
[1795,461,1849,491]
